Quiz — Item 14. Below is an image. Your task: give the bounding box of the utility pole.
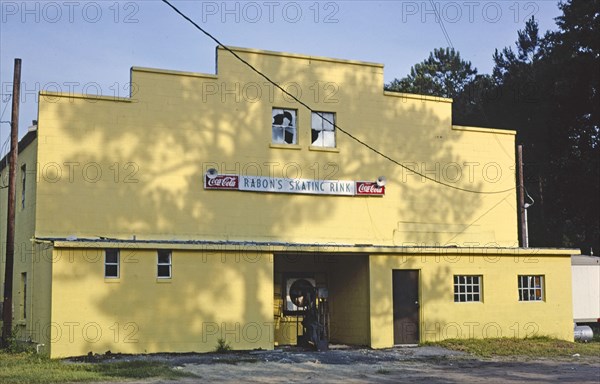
[517,144,528,248]
[2,58,21,347]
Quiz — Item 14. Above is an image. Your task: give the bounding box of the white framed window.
[311,112,336,147]
[272,108,297,144]
[453,275,482,302]
[518,275,544,301]
[104,249,120,278]
[157,250,172,278]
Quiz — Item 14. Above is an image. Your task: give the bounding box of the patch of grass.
[375,368,391,374]
[424,336,600,358]
[0,352,196,384]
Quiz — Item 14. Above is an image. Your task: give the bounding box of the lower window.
[518,275,544,301]
[453,275,482,302]
[105,249,119,278]
[157,250,172,278]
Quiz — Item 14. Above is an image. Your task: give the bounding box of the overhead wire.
[429,0,454,48]
[0,135,10,188]
[161,0,515,195]
[429,0,516,169]
[1,136,10,157]
[0,93,13,188]
[0,94,11,122]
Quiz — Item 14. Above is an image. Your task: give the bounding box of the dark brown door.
[393,270,420,344]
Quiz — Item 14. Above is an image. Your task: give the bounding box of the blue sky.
[0,1,563,147]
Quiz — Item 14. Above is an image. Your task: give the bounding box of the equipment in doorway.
[284,276,329,351]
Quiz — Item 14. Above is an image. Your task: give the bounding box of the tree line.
[386,0,599,253]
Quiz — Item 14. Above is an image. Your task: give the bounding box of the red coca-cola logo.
[205,175,239,190]
[356,181,385,196]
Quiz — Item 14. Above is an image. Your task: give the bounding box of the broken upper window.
[311,112,335,148]
[272,108,297,145]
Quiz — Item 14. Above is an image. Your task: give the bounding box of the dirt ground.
[78,345,600,384]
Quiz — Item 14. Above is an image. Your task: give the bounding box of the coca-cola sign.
[204,174,385,196]
[355,181,385,196]
[204,174,239,190]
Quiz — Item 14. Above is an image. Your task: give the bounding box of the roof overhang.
[35,237,580,257]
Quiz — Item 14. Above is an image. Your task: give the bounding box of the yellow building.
[1,47,578,358]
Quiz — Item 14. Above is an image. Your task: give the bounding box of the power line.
[1,134,10,158]
[0,94,12,122]
[161,0,514,195]
[429,0,454,49]
[1,95,13,181]
[0,126,10,189]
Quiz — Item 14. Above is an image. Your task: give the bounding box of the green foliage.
[386,0,600,252]
[0,352,195,384]
[385,47,477,99]
[3,328,20,354]
[2,328,34,354]
[487,3,599,252]
[492,16,544,80]
[425,336,600,358]
[214,337,232,353]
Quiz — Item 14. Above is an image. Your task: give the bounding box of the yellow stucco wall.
[35,47,518,248]
[0,135,53,351]
[48,248,273,358]
[1,47,579,359]
[369,253,574,348]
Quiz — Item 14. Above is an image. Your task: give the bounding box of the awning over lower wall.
[34,237,580,257]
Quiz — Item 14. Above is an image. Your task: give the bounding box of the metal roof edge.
[38,237,580,256]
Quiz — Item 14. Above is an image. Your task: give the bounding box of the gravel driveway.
[73,345,600,384]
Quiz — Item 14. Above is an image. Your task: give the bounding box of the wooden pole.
[2,58,21,346]
[517,144,528,247]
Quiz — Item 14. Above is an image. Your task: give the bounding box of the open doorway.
[273,253,370,347]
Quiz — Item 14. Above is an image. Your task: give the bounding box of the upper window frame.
[310,111,336,148]
[271,108,298,145]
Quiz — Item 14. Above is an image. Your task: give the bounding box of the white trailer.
[572,255,600,323]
